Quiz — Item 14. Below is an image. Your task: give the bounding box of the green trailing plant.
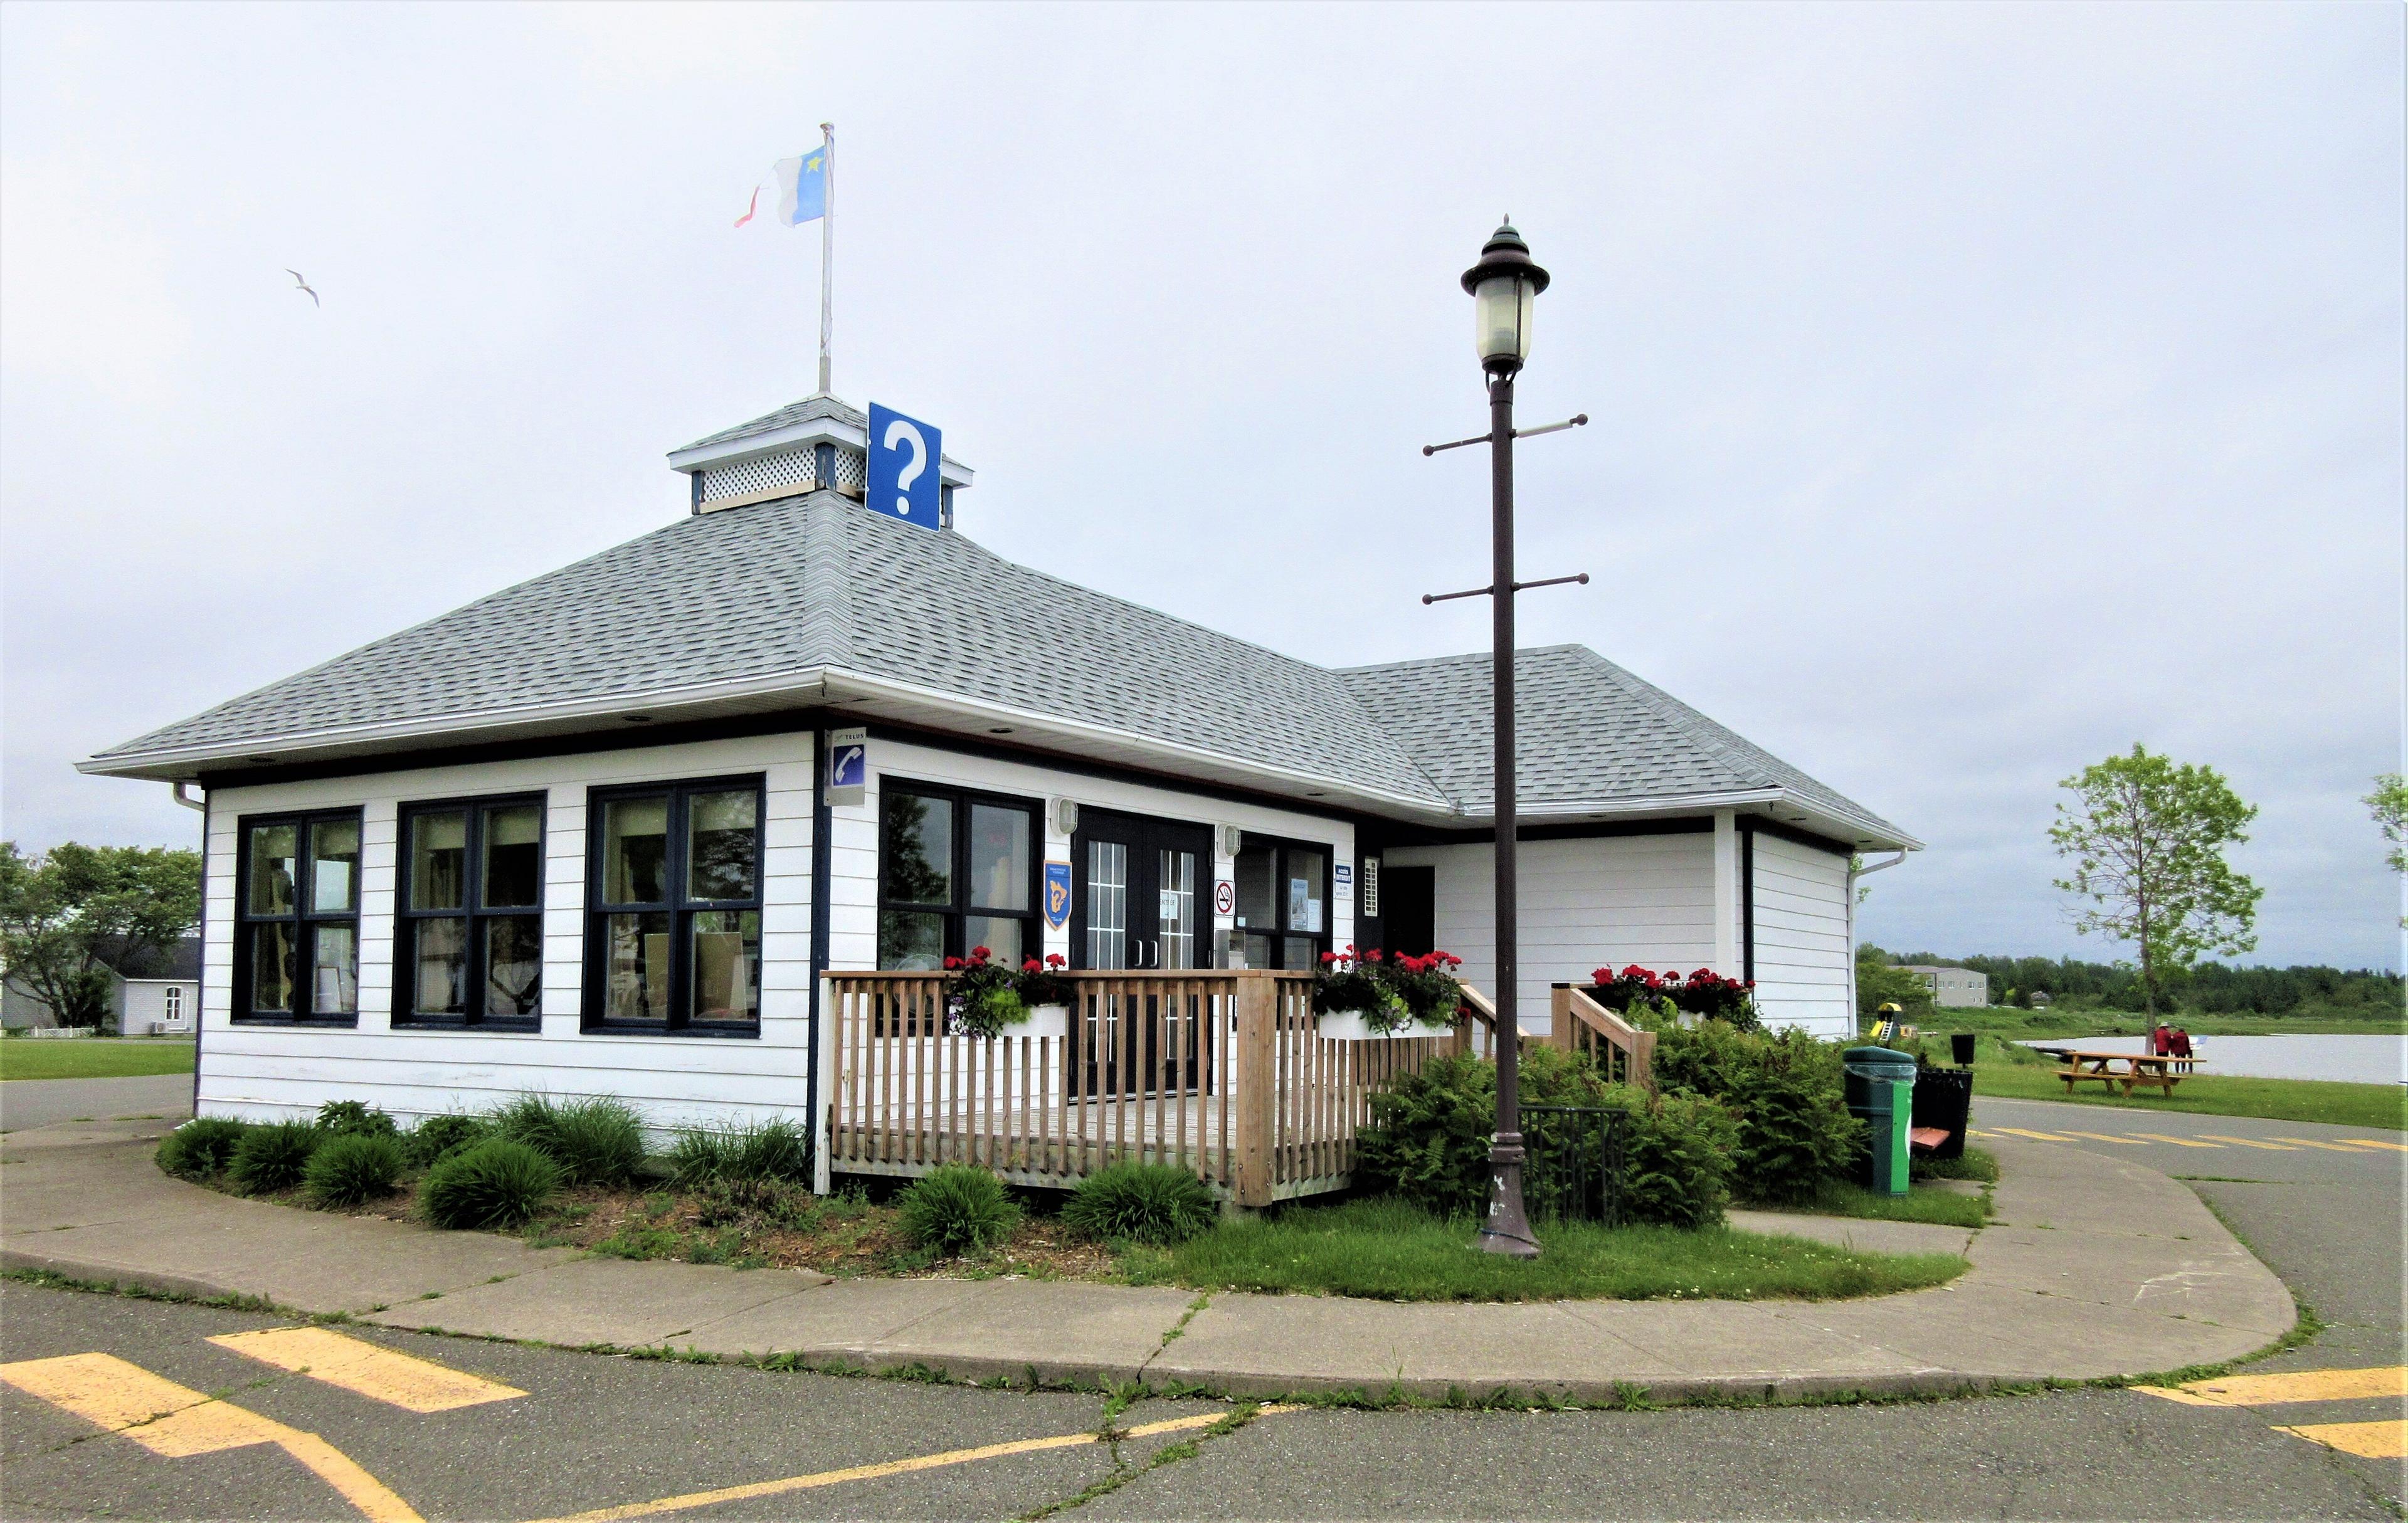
[942,947,1028,1038]
[303,1132,406,1208]
[1649,1022,1859,1204]
[1062,1162,1218,1245]
[669,1117,814,1186]
[492,1093,646,1187]
[420,1139,561,1229]
[315,1099,398,1138]
[227,1119,323,1194]
[404,1113,489,1168]
[895,1164,1018,1257]
[155,1117,248,1181]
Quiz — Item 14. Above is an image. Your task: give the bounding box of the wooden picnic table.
[2030,1047,2200,1097]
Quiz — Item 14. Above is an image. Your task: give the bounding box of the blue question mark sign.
[866,403,942,530]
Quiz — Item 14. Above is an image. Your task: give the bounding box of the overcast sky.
[3,2,2399,971]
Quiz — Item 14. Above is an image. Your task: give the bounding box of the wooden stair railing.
[1551,983,1656,1090]
[1451,982,1526,1062]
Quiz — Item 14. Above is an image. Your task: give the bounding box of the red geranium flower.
[943,956,962,970]
[1023,958,1042,972]
[1046,953,1067,969]
[972,946,991,960]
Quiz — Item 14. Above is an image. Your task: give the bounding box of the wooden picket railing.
[1551,983,1656,1090]
[822,969,1454,1206]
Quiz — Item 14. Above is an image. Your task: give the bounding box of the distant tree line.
[1866,944,2401,1016]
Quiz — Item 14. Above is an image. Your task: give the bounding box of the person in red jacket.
[2169,1027,2195,1060]
[2152,1023,2173,1057]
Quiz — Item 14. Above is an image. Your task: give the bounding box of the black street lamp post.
[1422,220,1588,1258]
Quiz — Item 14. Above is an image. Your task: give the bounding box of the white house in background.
[80,393,1918,1163]
[2,936,201,1033]
[1899,964,1990,1008]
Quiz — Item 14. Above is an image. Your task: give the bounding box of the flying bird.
[285,269,319,307]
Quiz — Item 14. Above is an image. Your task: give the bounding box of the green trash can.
[1844,1045,1917,1196]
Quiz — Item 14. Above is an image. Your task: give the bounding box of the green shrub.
[420,1139,561,1229]
[156,1117,248,1181]
[404,1113,489,1168]
[1650,1022,1859,1204]
[314,1099,398,1137]
[1355,1048,1616,1218]
[670,1117,813,1186]
[897,1165,1018,1257]
[492,1094,646,1187]
[1606,1086,1738,1228]
[304,1132,406,1207]
[1062,1162,1218,1245]
[228,1119,323,1194]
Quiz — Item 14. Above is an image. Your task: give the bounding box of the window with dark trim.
[583,777,764,1035]
[395,796,546,1030]
[877,782,1042,969]
[1232,835,1332,971]
[235,809,364,1025]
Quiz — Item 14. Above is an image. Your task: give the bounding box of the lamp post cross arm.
[1421,413,1588,456]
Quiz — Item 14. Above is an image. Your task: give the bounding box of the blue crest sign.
[1043,862,1072,929]
[866,402,942,530]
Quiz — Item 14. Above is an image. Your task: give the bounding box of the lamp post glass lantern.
[1462,219,1548,1258]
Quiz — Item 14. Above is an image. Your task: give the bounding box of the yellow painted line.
[1995,1128,2076,1142]
[531,1405,1293,1523]
[2130,1133,2222,1149]
[2270,1136,2377,1153]
[2178,1366,2407,1407]
[2057,1130,2152,1146]
[2195,1134,2299,1151]
[210,1327,525,1413]
[2132,1384,2230,1407]
[2336,1137,2407,1152]
[1,1352,421,1522]
[2274,1420,2407,1459]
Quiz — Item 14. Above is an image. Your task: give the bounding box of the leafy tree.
[1853,942,1933,1022]
[2048,746,2261,1015]
[0,842,201,1029]
[2370,774,2408,873]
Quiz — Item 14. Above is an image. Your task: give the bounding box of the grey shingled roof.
[1334,645,1908,840]
[678,394,864,453]
[93,493,1447,806]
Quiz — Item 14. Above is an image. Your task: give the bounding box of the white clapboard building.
[83,394,1917,1174]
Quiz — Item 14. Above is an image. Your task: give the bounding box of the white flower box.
[1316,1008,1453,1042]
[1016,1003,1069,1041]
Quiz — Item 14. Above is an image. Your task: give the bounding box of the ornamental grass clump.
[404,1113,489,1168]
[670,1117,813,1186]
[227,1119,323,1194]
[492,1093,646,1187]
[420,1139,560,1230]
[304,1132,407,1208]
[1062,1162,1218,1246]
[896,1164,1018,1257]
[156,1117,248,1181]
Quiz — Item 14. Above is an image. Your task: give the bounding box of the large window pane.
[964,915,1023,969]
[483,804,543,909]
[483,918,542,1017]
[250,922,297,1011]
[409,811,468,911]
[882,792,952,905]
[411,919,467,1016]
[247,824,298,916]
[1233,842,1274,930]
[603,912,671,1022]
[1284,935,1316,971]
[312,925,358,1014]
[1159,850,1196,970]
[687,789,758,901]
[1284,848,1326,934]
[309,820,361,914]
[690,910,761,1023]
[968,804,1030,912]
[878,910,946,971]
[1087,840,1127,969]
[602,798,670,905]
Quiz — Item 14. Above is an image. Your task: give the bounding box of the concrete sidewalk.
[0,1119,2295,1404]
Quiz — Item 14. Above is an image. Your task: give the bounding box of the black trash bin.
[1911,1065,1973,1162]
[1951,1032,1978,1067]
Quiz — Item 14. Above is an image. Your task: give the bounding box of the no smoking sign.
[1213,880,1236,917]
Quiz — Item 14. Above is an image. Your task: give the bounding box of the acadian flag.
[734,147,830,228]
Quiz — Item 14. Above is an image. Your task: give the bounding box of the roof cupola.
[667,394,974,523]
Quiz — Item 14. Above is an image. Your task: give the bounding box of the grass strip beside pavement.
[1121,1196,1967,1303]
[1966,1057,2405,1131]
[1797,1177,1988,1229]
[0,1038,196,1082]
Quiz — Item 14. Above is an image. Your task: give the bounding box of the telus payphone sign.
[867,403,942,530]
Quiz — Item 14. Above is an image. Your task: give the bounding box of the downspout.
[807,725,833,1193]
[172,783,206,1119]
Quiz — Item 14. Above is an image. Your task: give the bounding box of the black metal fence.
[1521,1104,1629,1226]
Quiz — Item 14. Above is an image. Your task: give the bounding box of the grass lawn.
[0,1038,196,1082]
[1967,1053,2405,1130]
[1917,1003,2404,1039]
[1121,1196,1968,1302]
[1793,1176,1989,1229]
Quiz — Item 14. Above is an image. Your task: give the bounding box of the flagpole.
[818,121,835,396]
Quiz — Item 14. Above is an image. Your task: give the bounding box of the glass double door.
[1070,811,1212,1100]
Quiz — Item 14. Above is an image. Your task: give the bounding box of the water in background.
[2019,1033,2407,1086]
